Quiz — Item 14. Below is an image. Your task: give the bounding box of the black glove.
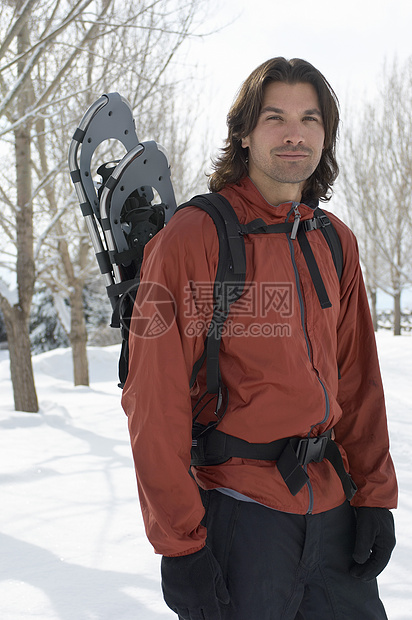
[161,545,230,620]
[350,507,396,581]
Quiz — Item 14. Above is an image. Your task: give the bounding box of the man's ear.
[241,135,250,148]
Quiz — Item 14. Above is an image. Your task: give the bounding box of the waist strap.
[191,425,357,501]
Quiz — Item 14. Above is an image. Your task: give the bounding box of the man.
[122,58,397,620]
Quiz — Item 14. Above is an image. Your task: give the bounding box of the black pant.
[202,490,388,620]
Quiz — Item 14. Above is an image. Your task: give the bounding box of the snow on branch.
[53,291,71,334]
[0,0,38,67]
[0,275,18,307]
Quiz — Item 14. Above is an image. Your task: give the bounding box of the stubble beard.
[267,147,321,186]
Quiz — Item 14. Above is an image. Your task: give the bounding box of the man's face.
[241,81,325,204]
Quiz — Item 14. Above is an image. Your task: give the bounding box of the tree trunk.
[368,287,378,332]
[1,302,38,412]
[393,291,401,336]
[70,282,89,386]
[3,14,39,412]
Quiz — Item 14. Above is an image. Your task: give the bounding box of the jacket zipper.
[286,203,330,514]
[290,204,301,240]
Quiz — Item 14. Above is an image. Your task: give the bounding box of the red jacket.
[122,177,398,556]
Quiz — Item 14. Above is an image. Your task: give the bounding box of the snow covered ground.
[0,333,411,620]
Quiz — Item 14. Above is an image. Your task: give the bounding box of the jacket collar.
[221,176,319,225]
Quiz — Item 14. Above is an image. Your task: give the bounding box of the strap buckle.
[296,435,328,465]
[317,214,331,228]
[303,215,331,232]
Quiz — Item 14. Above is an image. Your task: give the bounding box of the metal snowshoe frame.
[68,92,177,322]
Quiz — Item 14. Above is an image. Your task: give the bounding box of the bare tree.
[0,0,211,409]
[338,105,384,331]
[338,57,412,334]
[0,3,38,411]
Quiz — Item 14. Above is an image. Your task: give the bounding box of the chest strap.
[191,425,357,501]
[240,213,336,310]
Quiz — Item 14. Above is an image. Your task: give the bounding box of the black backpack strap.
[312,208,343,281]
[240,208,343,285]
[177,194,247,397]
[297,228,332,309]
[191,425,357,501]
[295,208,342,310]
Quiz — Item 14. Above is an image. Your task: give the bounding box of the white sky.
[185,0,412,149]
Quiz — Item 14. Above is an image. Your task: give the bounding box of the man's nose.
[283,122,304,145]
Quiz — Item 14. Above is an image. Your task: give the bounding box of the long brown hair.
[208,57,340,203]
